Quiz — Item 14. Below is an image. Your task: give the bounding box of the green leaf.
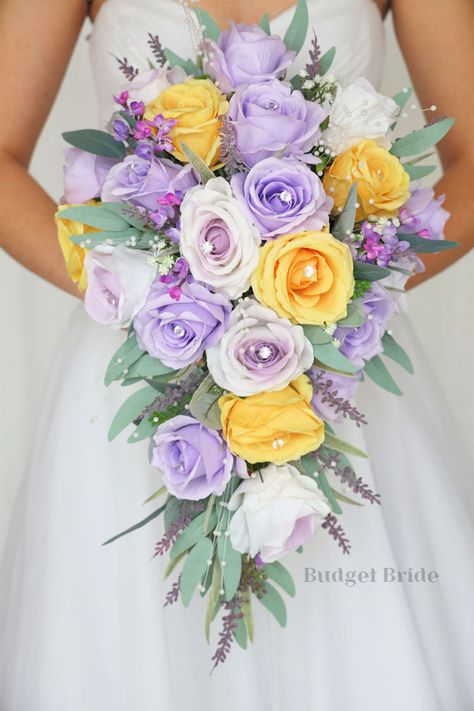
[242,591,254,642]
[392,87,412,113]
[164,549,187,579]
[67,227,139,246]
[127,415,157,444]
[303,325,332,345]
[313,341,358,375]
[189,374,223,430]
[283,0,309,54]
[259,12,271,33]
[290,74,304,90]
[264,562,296,597]
[258,582,287,627]
[101,203,149,230]
[143,485,167,505]
[126,354,176,379]
[316,470,343,514]
[58,205,129,232]
[164,497,181,531]
[324,432,369,459]
[333,489,363,507]
[399,233,459,254]
[205,559,222,642]
[171,510,217,559]
[102,503,166,545]
[332,182,358,240]
[364,355,402,396]
[353,261,391,282]
[217,535,242,602]
[336,301,366,327]
[194,7,221,41]
[319,46,336,76]
[62,129,126,158]
[107,385,158,441]
[233,617,248,649]
[390,118,454,158]
[105,334,145,386]
[180,538,213,607]
[382,332,414,374]
[403,164,437,180]
[180,142,215,182]
[163,48,200,75]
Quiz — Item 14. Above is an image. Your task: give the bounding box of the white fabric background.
[0,16,472,556]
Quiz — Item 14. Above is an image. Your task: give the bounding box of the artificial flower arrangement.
[56,0,456,668]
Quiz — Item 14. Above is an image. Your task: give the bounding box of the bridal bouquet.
[56,0,456,667]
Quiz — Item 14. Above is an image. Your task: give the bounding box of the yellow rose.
[55,204,97,290]
[251,231,354,326]
[219,375,325,465]
[323,139,410,221]
[145,79,228,167]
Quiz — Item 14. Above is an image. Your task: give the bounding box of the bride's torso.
[89,0,386,123]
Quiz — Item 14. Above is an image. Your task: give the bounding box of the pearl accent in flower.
[279,190,292,204]
[257,345,272,361]
[173,324,185,336]
[304,265,316,278]
[272,438,286,450]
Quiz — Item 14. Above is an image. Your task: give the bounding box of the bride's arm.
[392,0,474,288]
[0,0,88,297]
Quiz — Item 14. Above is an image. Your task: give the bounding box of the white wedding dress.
[1,1,473,709]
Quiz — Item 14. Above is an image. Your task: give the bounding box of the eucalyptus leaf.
[127,415,157,444]
[180,143,215,182]
[399,233,459,254]
[68,227,139,246]
[143,485,167,505]
[336,301,366,327]
[163,48,200,75]
[101,203,150,230]
[324,432,368,459]
[180,538,214,607]
[316,470,343,514]
[382,332,414,374]
[107,385,158,441]
[391,87,412,113]
[390,118,454,158]
[164,496,181,531]
[205,559,222,642]
[102,503,166,546]
[242,591,254,642]
[283,0,309,54]
[332,182,358,240]
[62,129,126,158]
[164,549,187,579]
[204,495,216,534]
[171,510,217,559]
[403,164,437,180]
[126,354,176,379]
[258,582,287,627]
[313,341,358,374]
[290,74,304,90]
[58,205,129,232]
[189,374,223,430]
[333,489,363,507]
[364,355,402,396]
[264,561,296,597]
[194,7,221,41]
[303,325,332,345]
[319,46,336,76]
[259,12,271,33]
[217,535,242,601]
[353,261,391,281]
[233,617,248,649]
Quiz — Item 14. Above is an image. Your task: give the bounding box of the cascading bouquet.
[56,0,456,668]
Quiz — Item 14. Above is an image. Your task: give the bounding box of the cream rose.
[179,177,261,299]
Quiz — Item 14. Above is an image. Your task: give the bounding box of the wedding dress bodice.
[89,0,385,122]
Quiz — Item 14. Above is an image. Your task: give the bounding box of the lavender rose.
[335,284,395,368]
[84,245,156,328]
[101,155,196,211]
[133,279,231,368]
[202,23,295,93]
[63,148,118,203]
[399,186,449,240]
[227,79,327,167]
[152,415,234,499]
[231,157,332,239]
[206,298,314,396]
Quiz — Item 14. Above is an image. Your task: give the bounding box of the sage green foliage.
[62,129,126,158]
[364,355,402,396]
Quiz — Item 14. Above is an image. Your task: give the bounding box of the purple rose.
[399,186,449,240]
[63,148,118,203]
[133,280,231,368]
[202,23,295,93]
[335,284,395,368]
[101,155,197,211]
[152,415,234,499]
[308,367,362,423]
[227,80,327,167]
[231,157,332,239]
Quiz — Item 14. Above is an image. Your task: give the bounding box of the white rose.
[84,244,156,329]
[179,177,261,299]
[323,77,399,154]
[124,64,188,104]
[227,463,330,563]
[206,298,314,396]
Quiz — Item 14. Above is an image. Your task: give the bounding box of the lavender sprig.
[312,449,381,505]
[211,598,244,671]
[163,577,181,607]
[154,501,204,558]
[306,31,321,79]
[115,56,139,81]
[322,513,351,554]
[147,33,167,67]
[310,370,368,427]
[219,115,244,179]
[141,368,206,425]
